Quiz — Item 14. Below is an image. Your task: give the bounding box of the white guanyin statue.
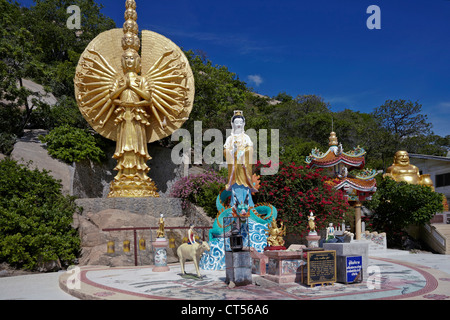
[223,110,257,207]
[199,110,277,271]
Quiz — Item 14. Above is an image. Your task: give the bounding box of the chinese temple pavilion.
[306,131,378,239]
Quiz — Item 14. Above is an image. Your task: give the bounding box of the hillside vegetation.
[1,0,449,168]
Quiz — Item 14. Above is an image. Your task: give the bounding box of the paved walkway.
[1,250,450,301]
[57,250,450,301]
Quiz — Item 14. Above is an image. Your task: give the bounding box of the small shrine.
[306,131,378,239]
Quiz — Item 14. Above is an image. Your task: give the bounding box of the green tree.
[22,0,115,97]
[372,99,432,139]
[332,109,385,169]
[273,91,293,103]
[271,94,331,143]
[0,0,47,135]
[365,177,444,247]
[183,50,248,135]
[401,134,448,156]
[279,137,321,165]
[371,99,434,168]
[0,159,80,270]
[0,0,115,140]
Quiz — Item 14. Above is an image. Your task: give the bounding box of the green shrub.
[0,159,80,270]
[365,177,444,246]
[170,171,226,219]
[195,181,226,218]
[0,132,16,155]
[39,124,105,163]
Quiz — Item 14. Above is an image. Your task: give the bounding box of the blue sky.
[19,0,450,137]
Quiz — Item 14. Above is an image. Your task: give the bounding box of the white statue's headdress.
[231,110,245,122]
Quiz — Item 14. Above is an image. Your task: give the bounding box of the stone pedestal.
[323,241,369,280]
[263,250,306,284]
[225,251,252,286]
[264,245,286,251]
[152,238,170,272]
[250,249,269,275]
[336,255,363,284]
[306,233,321,248]
[360,231,387,254]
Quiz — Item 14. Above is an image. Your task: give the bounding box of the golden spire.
[122,0,140,53]
[328,115,338,146]
[329,131,338,146]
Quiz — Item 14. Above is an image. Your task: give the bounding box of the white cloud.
[247,74,263,87]
[436,101,450,112]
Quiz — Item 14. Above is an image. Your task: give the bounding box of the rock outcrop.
[73,200,213,267]
[8,129,185,198]
[3,129,215,267]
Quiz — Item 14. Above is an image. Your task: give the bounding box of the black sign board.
[306,250,336,287]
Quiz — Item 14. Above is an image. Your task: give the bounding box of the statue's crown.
[233,110,243,117]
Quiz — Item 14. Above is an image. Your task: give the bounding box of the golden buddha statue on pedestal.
[384,150,448,210]
[74,0,194,197]
[384,151,421,184]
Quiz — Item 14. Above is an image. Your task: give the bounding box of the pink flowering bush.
[170,170,226,218]
[254,161,350,238]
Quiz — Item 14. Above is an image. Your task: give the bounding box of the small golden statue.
[266,218,286,247]
[74,0,194,197]
[308,211,317,234]
[156,214,165,238]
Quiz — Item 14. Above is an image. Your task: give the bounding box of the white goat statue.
[177,241,211,278]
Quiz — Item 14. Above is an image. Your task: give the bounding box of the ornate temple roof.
[306,131,378,196]
[305,132,366,169]
[305,148,366,169]
[333,177,377,192]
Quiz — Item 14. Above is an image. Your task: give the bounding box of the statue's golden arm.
[154,85,184,99]
[154,94,184,117]
[129,85,151,101]
[109,79,127,100]
[154,88,184,106]
[87,49,117,75]
[83,57,116,78]
[85,66,114,79]
[149,104,164,127]
[94,99,113,123]
[145,50,174,75]
[153,81,186,90]
[149,65,180,79]
[152,96,176,120]
[153,74,186,83]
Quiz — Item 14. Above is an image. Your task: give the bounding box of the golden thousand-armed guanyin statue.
[74,0,194,197]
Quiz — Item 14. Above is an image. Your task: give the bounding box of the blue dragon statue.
[199,189,277,270]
